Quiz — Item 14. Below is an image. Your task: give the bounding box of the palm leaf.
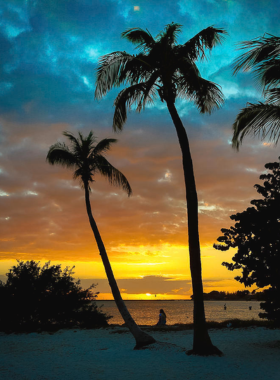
[63,131,81,146]
[93,138,118,155]
[233,34,280,76]
[181,26,227,61]
[177,61,224,113]
[156,23,182,46]
[79,131,99,160]
[112,83,150,131]
[121,28,155,50]
[95,155,132,196]
[255,58,280,88]
[137,71,159,110]
[46,143,77,168]
[62,131,83,158]
[95,51,133,99]
[117,53,153,85]
[192,79,224,114]
[232,102,280,149]
[266,88,280,105]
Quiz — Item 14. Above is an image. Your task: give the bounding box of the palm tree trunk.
[166,100,222,356]
[84,185,156,349]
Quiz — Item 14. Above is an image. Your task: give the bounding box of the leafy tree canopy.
[214,158,280,321]
[0,260,111,332]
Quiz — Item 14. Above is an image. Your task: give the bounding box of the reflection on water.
[95,300,262,325]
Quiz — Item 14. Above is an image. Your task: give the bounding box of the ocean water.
[95,300,262,325]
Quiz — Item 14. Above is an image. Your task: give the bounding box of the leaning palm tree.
[47,131,155,348]
[95,23,226,355]
[232,34,280,149]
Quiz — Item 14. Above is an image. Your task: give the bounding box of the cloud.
[80,275,191,296]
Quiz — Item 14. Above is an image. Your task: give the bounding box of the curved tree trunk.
[84,185,156,349]
[166,100,222,356]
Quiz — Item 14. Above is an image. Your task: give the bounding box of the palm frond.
[77,131,98,160]
[232,102,280,149]
[93,138,118,155]
[112,83,150,131]
[63,131,80,146]
[255,58,280,88]
[177,62,224,113]
[194,79,224,114]
[62,131,83,158]
[137,71,159,111]
[117,53,153,86]
[121,28,155,50]
[95,51,133,99]
[156,23,182,46]
[46,143,77,168]
[181,26,227,61]
[95,155,132,196]
[85,130,98,152]
[177,56,201,78]
[266,88,280,105]
[233,34,280,76]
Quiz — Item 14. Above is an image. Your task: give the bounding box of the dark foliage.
[190,290,252,300]
[95,23,226,130]
[0,261,111,332]
[232,34,280,149]
[214,158,280,321]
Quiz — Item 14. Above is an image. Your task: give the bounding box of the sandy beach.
[1,326,279,380]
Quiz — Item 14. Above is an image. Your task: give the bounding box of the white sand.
[0,326,279,380]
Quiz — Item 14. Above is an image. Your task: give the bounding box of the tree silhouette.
[47,131,155,348]
[214,158,280,322]
[95,23,226,355]
[0,260,110,331]
[232,34,280,149]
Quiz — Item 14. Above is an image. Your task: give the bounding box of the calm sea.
[95,300,262,325]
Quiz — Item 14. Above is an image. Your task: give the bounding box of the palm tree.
[47,131,156,348]
[232,34,280,149]
[95,23,226,355]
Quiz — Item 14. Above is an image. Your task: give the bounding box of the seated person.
[156,309,166,325]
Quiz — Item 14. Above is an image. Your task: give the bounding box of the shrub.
[214,158,280,322]
[0,260,111,332]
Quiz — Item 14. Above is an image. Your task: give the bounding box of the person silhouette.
[156,309,166,325]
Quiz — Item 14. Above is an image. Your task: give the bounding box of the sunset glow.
[0,0,278,300]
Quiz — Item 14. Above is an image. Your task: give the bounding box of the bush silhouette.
[214,159,280,322]
[0,260,111,332]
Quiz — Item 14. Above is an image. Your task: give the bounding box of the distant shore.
[96,299,260,301]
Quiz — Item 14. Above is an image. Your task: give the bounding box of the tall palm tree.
[95,23,226,355]
[232,34,280,149]
[47,131,156,348]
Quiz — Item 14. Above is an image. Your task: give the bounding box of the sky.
[0,0,279,300]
